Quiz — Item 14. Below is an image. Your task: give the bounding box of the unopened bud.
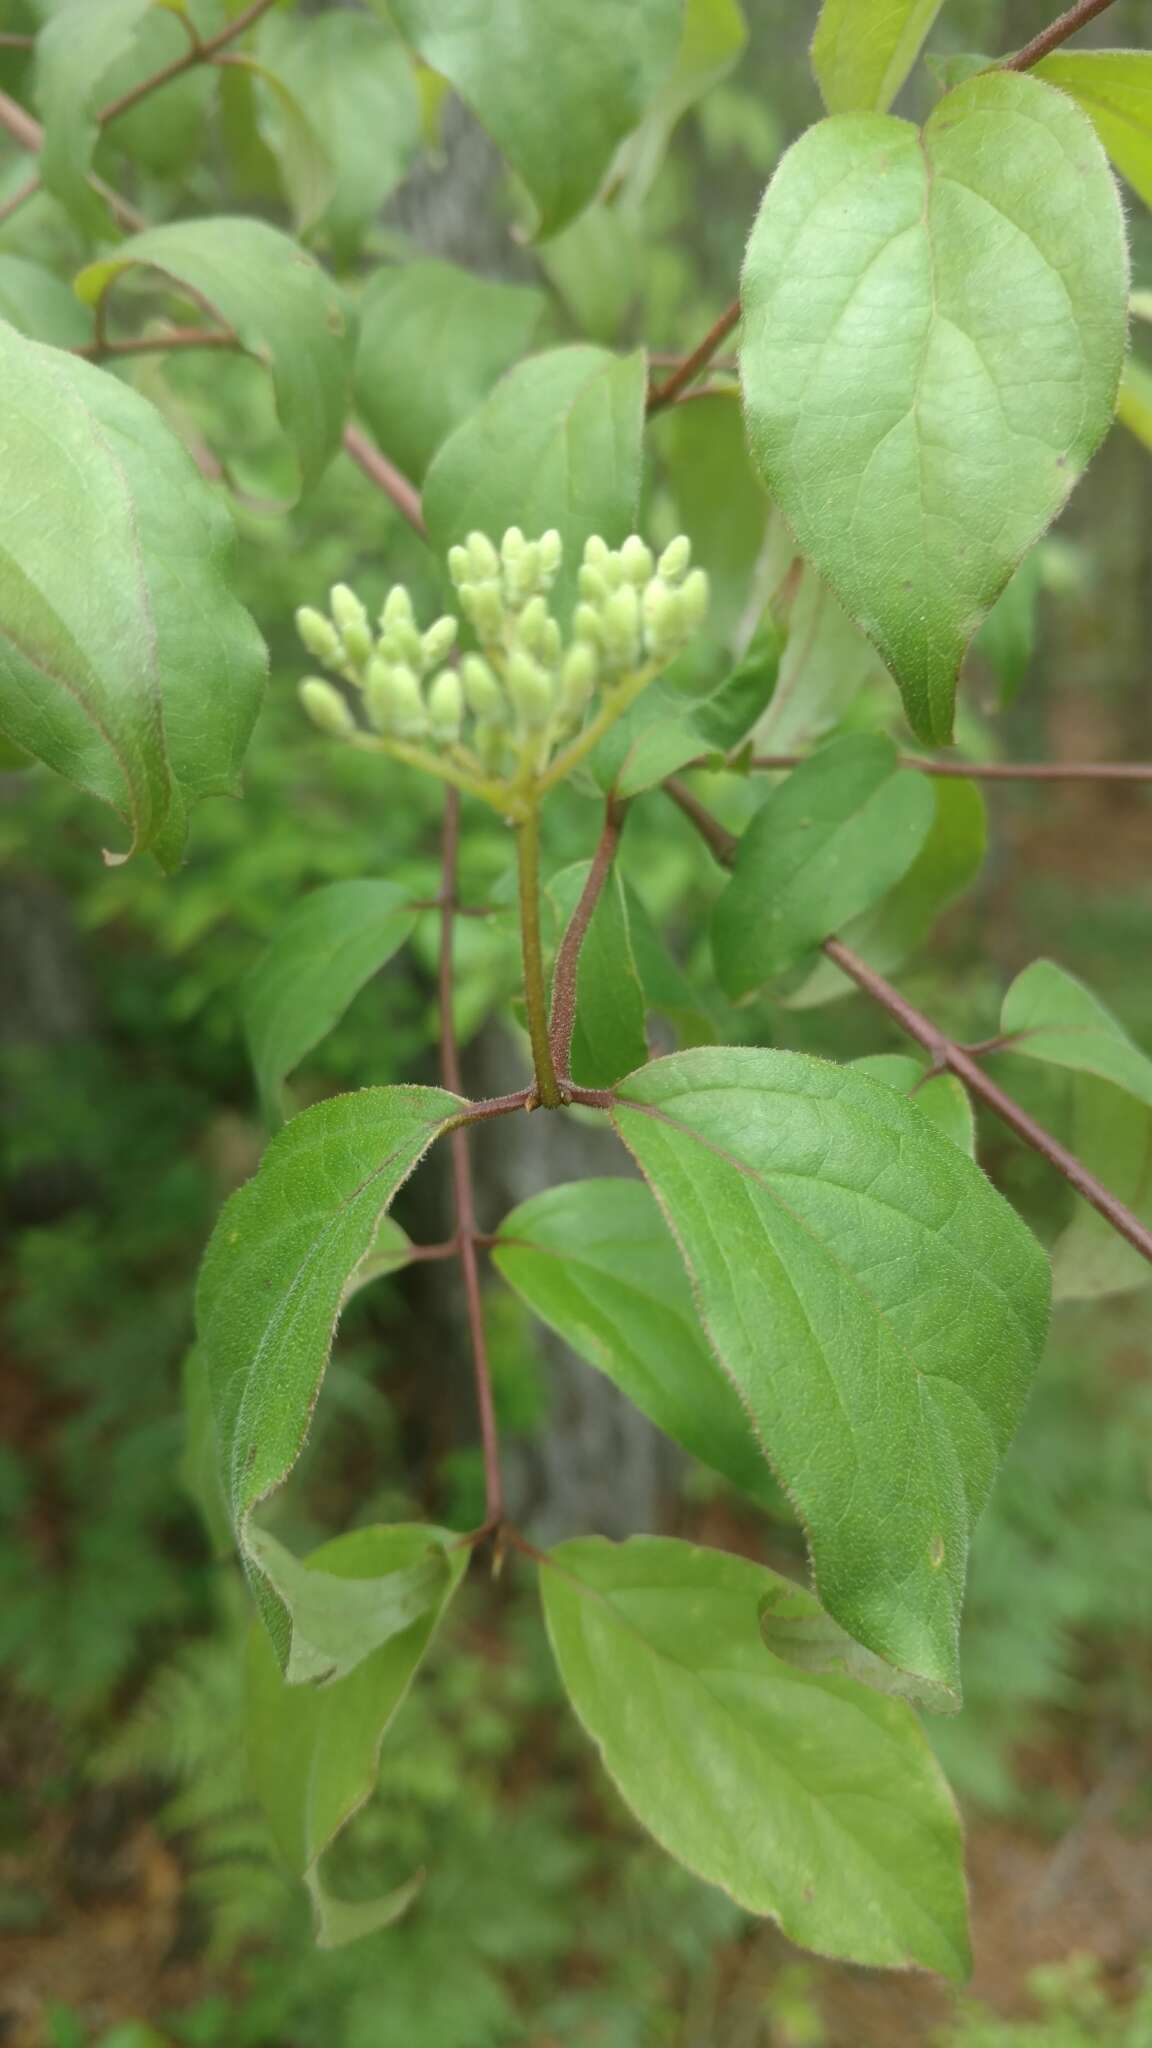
[447,545,470,589]
[583,535,610,568]
[540,617,563,667]
[505,539,541,606]
[680,567,709,633]
[365,660,426,739]
[578,564,608,605]
[538,529,562,583]
[620,535,654,586]
[427,668,464,743]
[421,615,458,668]
[380,585,415,632]
[330,582,370,650]
[505,649,553,729]
[461,581,503,643]
[461,654,504,720]
[573,602,603,647]
[500,526,526,567]
[642,577,681,660]
[657,535,692,584]
[601,584,641,670]
[379,620,424,669]
[299,677,355,738]
[296,606,343,668]
[560,642,597,719]
[516,594,552,658]
[467,532,500,580]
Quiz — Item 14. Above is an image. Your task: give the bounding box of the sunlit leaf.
[811,0,944,114]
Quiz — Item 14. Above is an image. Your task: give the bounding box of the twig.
[516,810,563,1107]
[97,0,280,125]
[74,326,240,362]
[438,789,504,1523]
[647,300,742,415]
[741,753,1152,784]
[663,780,1152,1270]
[1002,0,1119,70]
[549,799,625,1084]
[342,424,429,539]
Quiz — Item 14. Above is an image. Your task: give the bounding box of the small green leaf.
[76,218,352,493]
[784,777,986,1008]
[355,260,543,484]
[34,0,153,233]
[242,881,418,1122]
[740,73,1128,743]
[690,629,783,755]
[758,1573,954,1713]
[652,393,769,664]
[180,1345,231,1559]
[1051,1078,1152,1301]
[757,523,896,754]
[712,736,935,997]
[196,1086,461,1663]
[612,1048,1050,1693]
[1001,959,1152,1106]
[624,884,718,1046]
[590,687,704,799]
[1117,356,1152,453]
[225,54,335,234]
[535,206,641,344]
[811,0,944,114]
[1036,51,1152,211]
[246,1524,467,1936]
[494,1179,779,1509]
[0,254,92,346]
[851,1054,976,1157]
[541,1535,970,1976]
[611,0,747,200]
[343,1216,414,1302]
[975,553,1043,704]
[246,1525,450,1686]
[547,863,647,1088]
[387,0,682,238]
[423,347,646,620]
[0,323,265,867]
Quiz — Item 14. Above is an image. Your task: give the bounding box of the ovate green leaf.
[611,0,747,201]
[1000,959,1152,1106]
[756,521,896,754]
[712,736,935,996]
[758,1573,953,1712]
[740,73,1128,744]
[355,261,543,484]
[811,0,944,114]
[387,0,682,238]
[1036,51,1152,211]
[242,881,418,1122]
[494,1179,779,1509]
[0,324,265,866]
[34,0,153,233]
[547,863,647,1088]
[1052,1078,1152,1301]
[612,1049,1050,1693]
[541,1535,969,1975]
[196,1086,461,1663]
[423,347,646,620]
[850,1054,976,1157]
[76,218,352,492]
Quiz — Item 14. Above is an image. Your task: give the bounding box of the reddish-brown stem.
[647,300,742,415]
[342,424,429,539]
[407,896,494,918]
[97,0,280,125]
[548,799,626,1084]
[438,789,505,1522]
[664,780,1152,1271]
[742,753,1152,784]
[75,326,240,362]
[1002,0,1118,70]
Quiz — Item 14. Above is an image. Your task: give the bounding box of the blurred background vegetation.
[1,0,1151,2042]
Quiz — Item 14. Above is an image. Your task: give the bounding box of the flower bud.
[365,660,426,739]
[299,677,355,738]
[559,642,597,719]
[620,535,654,586]
[296,606,343,669]
[447,545,471,589]
[380,584,415,632]
[330,584,371,665]
[680,566,709,632]
[538,529,562,584]
[573,602,603,647]
[642,577,682,661]
[427,668,464,743]
[379,621,424,670]
[421,615,458,669]
[516,594,553,659]
[540,617,563,668]
[466,532,500,580]
[505,649,553,730]
[583,534,610,568]
[460,581,503,642]
[657,535,692,584]
[578,564,608,605]
[601,584,641,670]
[500,525,526,567]
[461,654,504,720]
[504,540,541,606]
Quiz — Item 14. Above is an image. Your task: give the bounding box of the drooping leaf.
[785,777,986,1008]
[246,1525,451,1686]
[242,881,418,1122]
[0,254,92,346]
[811,0,944,114]
[0,322,265,866]
[34,0,154,234]
[246,1524,467,1941]
[225,54,335,234]
[386,0,682,238]
[850,1054,976,1157]
[76,218,352,492]
[354,261,543,484]
[1052,1078,1152,1301]
[1036,51,1152,212]
[1000,959,1152,1106]
[423,347,646,619]
[611,1048,1051,1693]
[610,0,747,201]
[712,736,935,997]
[196,1086,461,1662]
[546,863,648,1088]
[257,11,421,251]
[541,1535,970,1976]
[494,1179,780,1509]
[756,522,896,753]
[740,72,1128,744]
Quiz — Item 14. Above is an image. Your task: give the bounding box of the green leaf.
[0,323,265,867]
[689,629,783,756]
[740,72,1128,744]
[1051,1078,1152,1302]
[712,736,936,997]
[850,1054,976,1157]
[354,260,543,485]
[611,1048,1050,1693]
[547,863,647,1088]
[246,1524,451,1686]
[540,1535,969,1976]
[0,254,92,346]
[757,1573,953,1712]
[246,1524,467,1936]
[610,0,747,201]
[242,881,418,1122]
[974,553,1042,704]
[535,206,641,344]
[258,11,421,251]
[180,1345,231,1559]
[652,393,769,663]
[76,218,352,493]
[196,1085,461,1663]
[784,777,986,1008]
[624,884,718,1047]
[757,523,896,754]
[494,1179,779,1509]
[589,686,704,798]
[34,0,153,234]
[423,347,646,620]
[1000,959,1152,1107]
[343,1216,414,1303]
[90,1,215,182]
[811,0,944,114]
[1035,51,1152,212]
[387,0,682,238]
[1117,356,1152,454]
[224,54,335,235]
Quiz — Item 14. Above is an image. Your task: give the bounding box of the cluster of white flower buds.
[296,526,707,795]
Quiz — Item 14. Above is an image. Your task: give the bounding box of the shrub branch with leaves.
[2,0,1151,1984]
